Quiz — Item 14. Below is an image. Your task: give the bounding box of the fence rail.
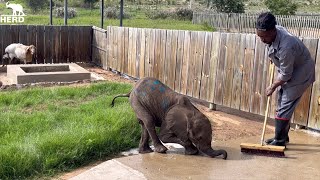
[92,26,320,131]
[0,25,92,64]
[192,12,320,38]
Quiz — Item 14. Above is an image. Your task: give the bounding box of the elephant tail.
[110,92,131,107]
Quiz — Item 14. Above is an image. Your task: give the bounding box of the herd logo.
[1,1,26,23]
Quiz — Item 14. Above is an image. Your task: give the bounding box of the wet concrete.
[71,130,320,179]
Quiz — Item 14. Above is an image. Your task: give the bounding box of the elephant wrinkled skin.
[111,77,227,159]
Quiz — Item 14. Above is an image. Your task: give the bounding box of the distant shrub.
[104,7,131,19]
[54,7,78,18]
[26,0,49,12]
[145,10,174,19]
[174,8,193,21]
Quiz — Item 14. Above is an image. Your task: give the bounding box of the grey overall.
[268,26,315,120]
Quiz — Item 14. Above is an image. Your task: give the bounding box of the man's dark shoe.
[265,119,290,146]
[265,136,289,144]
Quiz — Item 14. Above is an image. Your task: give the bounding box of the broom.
[240,63,285,156]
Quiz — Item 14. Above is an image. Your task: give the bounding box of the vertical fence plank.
[250,39,266,115]
[186,31,197,97]
[52,26,60,63]
[175,30,185,93]
[214,33,227,105]
[135,28,141,78]
[193,31,206,99]
[240,34,256,112]
[200,32,213,101]
[28,25,37,63]
[231,33,246,109]
[159,29,166,82]
[44,26,53,63]
[293,38,318,126]
[68,26,76,63]
[164,30,172,86]
[60,26,69,63]
[123,27,129,73]
[36,26,44,64]
[308,39,320,129]
[208,32,221,103]
[19,25,28,45]
[153,29,161,79]
[139,28,146,78]
[223,33,238,107]
[168,30,178,90]
[144,28,150,77]
[149,29,156,78]
[180,31,191,95]
[83,26,92,63]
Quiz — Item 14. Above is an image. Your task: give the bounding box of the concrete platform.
[70,130,320,180]
[6,63,91,84]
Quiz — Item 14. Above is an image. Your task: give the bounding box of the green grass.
[0,82,140,179]
[0,6,214,31]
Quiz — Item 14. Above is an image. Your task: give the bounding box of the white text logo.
[1,1,26,23]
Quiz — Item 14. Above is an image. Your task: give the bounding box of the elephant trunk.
[201,147,227,160]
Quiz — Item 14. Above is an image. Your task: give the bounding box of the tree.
[25,0,49,12]
[83,0,99,9]
[264,0,298,15]
[211,0,245,13]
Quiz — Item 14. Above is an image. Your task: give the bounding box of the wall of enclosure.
[92,26,320,131]
[193,12,320,38]
[0,25,92,64]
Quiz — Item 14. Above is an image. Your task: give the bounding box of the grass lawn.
[0,2,214,32]
[0,82,140,179]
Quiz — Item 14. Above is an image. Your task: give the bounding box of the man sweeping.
[256,12,315,146]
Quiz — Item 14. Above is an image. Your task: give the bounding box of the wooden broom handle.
[261,63,275,145]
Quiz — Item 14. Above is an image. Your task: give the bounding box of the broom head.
[240,143,285,157]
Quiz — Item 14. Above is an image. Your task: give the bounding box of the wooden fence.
[0,25,92,64]
[192,13,320,38]
[92,26,320,131]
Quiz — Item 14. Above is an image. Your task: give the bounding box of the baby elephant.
[111,77,227,159]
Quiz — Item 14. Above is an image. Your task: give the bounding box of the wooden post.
[101,0,104,28]
[209,103,216,110]
[50,0,53,25]
[120,0,124,27]
[64,0,68,25]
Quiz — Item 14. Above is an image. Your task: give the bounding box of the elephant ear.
[165,105,193,142]
[177,96,195,107]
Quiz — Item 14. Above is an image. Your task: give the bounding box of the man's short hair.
[256,12,277,31]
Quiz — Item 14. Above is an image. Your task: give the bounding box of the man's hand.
[266,85,276,96]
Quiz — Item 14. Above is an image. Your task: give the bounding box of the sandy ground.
[0,63,275,179]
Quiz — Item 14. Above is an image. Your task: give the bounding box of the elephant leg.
[138,121,153,154]
[131,98,167,153]
[159,128,198,155]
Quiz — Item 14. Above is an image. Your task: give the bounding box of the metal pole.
[50,0,53,25]
[101,0,104,28]
[64,0,68,25]
[120,0,124,27]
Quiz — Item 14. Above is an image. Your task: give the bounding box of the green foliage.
[104,6,131,19]
[211,0,245,13]
[0,82,140,179]
[54,7,78,18]
[175,8,193,21]
[145,9,174,19]
[25,0,49,12]
[264,0,298,15]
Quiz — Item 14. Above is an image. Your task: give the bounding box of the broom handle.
[261,63,275,145]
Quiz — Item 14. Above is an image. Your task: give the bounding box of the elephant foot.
[154,144,168,153]
[185,146,199,155]
[139,147,154,154]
